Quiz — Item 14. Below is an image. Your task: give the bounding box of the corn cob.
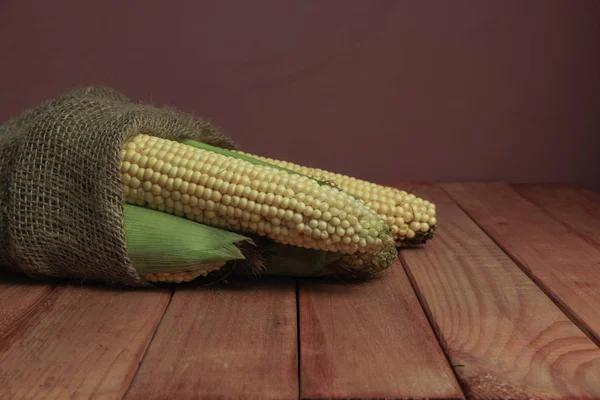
[234,151,436,245]
[120,134,394,255]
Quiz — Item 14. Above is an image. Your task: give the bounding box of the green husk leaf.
[124,204,253,273]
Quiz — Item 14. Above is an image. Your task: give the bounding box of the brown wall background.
[1,0,599,188]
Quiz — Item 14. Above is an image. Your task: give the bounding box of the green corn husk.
[124,204,252,274]
[125,204,397,280]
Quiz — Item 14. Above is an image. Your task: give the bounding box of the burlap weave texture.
[0,87,235,286]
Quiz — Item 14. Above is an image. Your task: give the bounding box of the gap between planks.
[124,284,176,399]
[296,280,302,400]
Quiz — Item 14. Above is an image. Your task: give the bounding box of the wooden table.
[0,183,599,399]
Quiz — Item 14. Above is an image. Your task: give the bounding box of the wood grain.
[299,260,463,400]
[0,273,54,339]
[126,279,298,400]
[0,284,171,399]
[401,183,600,399]
[442,182,600,344]
[514,184,600,249]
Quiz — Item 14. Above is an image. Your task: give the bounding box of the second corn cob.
[234,151,437,245]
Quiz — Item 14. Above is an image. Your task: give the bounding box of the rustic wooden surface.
[299,260,463,400]
[0,273,54,340]
[126,279,298,400]
[514,184,600,249]
[443,183,600,345]
[401,184,600,399]
[0,284,170,399]
[0,183,599,399]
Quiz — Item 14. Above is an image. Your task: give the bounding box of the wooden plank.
[514,184,600,249]
[442,182,600,344]
[401,183,600,399]
[299,260,464,400]
[126,279,298,400]
[0,284,171,399]
[0,273,55,339]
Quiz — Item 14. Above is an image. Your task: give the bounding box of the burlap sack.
[0,86,236,287]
